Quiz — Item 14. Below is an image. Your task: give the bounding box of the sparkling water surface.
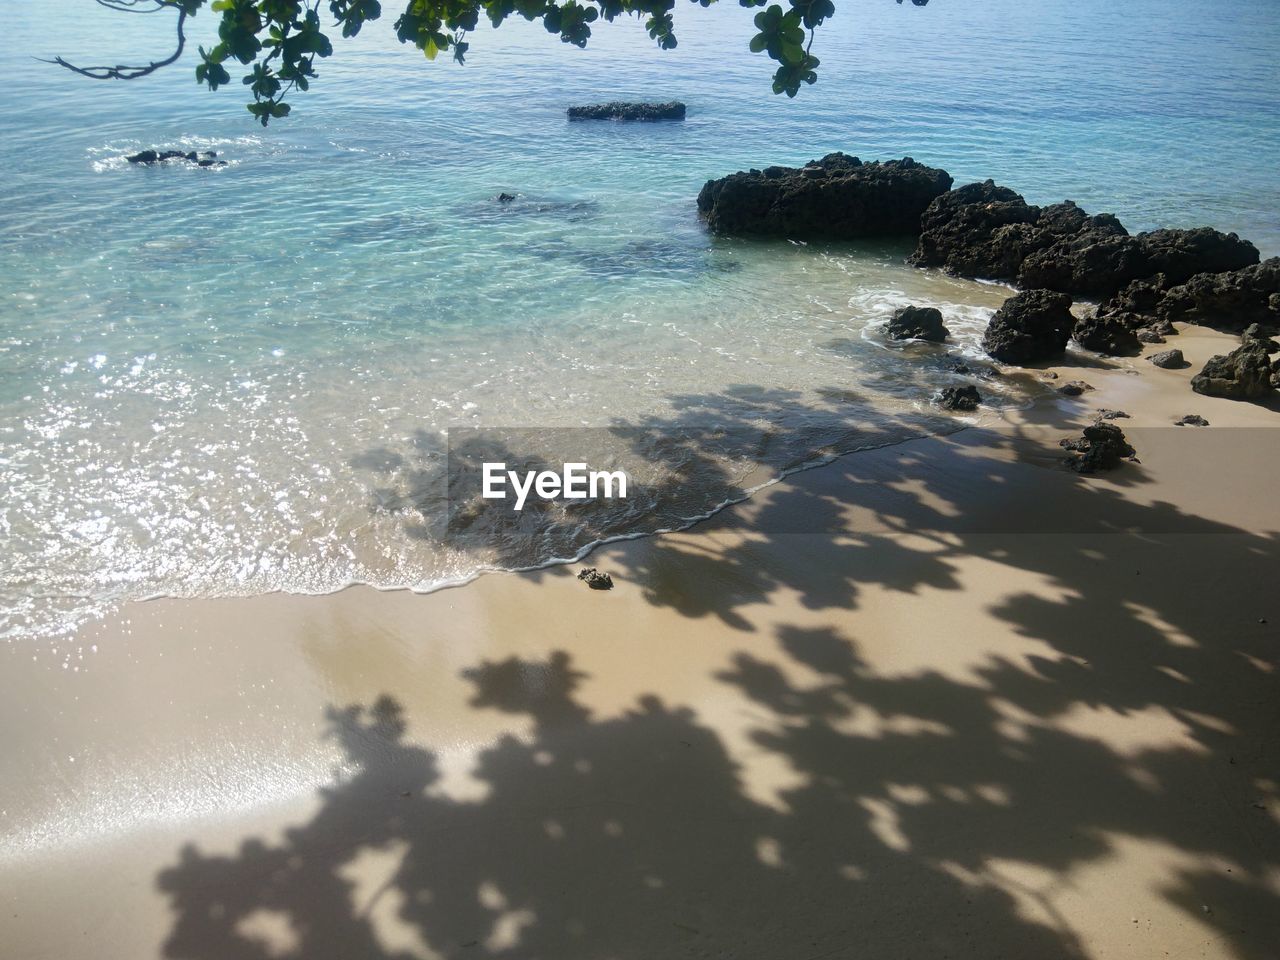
[2,0,1278,641]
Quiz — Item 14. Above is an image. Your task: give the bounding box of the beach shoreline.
[3,323,1278,959]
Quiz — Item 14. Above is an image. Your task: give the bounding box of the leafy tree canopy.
[49,0,929,125]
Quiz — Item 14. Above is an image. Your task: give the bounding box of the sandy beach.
[3,324,1278,959]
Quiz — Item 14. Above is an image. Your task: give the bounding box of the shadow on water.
[160,389,1280,959]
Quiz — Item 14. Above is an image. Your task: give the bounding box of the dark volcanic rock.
[1242,322,1280,352]
[1190,342,1276,400]
[1016,229,1142,298]
[1020,227,1257,298]
[909,181,1046,280]
[938,385,981,411]
[1148,348,1187,369]
[1094,409,1130,420]
[697,154,953,238]
[1159,259,1280,330]
[1060,422,1136,473]
[887,305,949,342]
[1175,414,1210,427]
[912,180,1258,299]
[982,289,1074,364]
[1072,312,1141,356]
[1100,258,1279,332]
[126,149,223,166]
[577,567,614,590]
[1135,327,1166,344]
[567,101,686,121]
[1057,380,1094,396]
[1140,227,1259,286]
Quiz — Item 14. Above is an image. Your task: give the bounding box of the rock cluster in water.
[699,152,1280,400]
[567,102,686,121]
[126,149,226,167]
[697,155,953,238]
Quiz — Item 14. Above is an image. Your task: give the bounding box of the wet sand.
[2,325,1279,960]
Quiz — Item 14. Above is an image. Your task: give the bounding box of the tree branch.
[39,6,187,81]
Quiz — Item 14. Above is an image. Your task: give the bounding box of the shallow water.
[2,0,1278,641]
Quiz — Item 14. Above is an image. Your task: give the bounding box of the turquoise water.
[2,0,1278,641]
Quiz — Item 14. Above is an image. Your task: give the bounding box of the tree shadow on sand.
[163,382,1279,958]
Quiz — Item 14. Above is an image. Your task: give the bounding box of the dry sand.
[2,325,1278,959]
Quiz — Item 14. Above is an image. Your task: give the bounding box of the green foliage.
[163,0,926,123]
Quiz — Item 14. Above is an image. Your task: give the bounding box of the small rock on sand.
[1057,380,1094,396]
[1175,414,1210,426]
[1148,348,1187,369]
[578,568,614,590]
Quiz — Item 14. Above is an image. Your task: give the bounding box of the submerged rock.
[982,289,1074,364]
[1175,414,1210,426]
[696,154,953,238]
[1072,312,1141,356]
[1148,348,1188,369]
[126,149,224,166]
[1060,422,1137,473]
[1190,341,1276,400]
[567,101,686,121]
[1094,409,1130,420]
[577,567,614,590]
[887,305,949,342]
[938,384,981,411]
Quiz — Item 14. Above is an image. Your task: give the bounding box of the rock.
[1100,274,1173,318]
[1242,322,1280,351]
[126,149,224,166]
[1060,422,1137,473]
[497,192,516,203]
[1135,327,1166,344]
[1057,380,1094,396]
[1148,348,1187,369]
[1175,414,1210,426]
[887,305,949,342]
[1017,230,1145,298]
[982,289,1074,364]
[911,182,1259,298]
[1020,227,1257,299]
[909,182,1064,281]
[1094,409,1130,420]
[567,101,686,121]
[938,385,982,411]
[577,567,614,590]
[1072,312,1142,355]
[1141,227,1260,286]
[697,154,953,238]
[1150,318,1177,337]
[1190,341,1276,400]
[1143,258,1280,332]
